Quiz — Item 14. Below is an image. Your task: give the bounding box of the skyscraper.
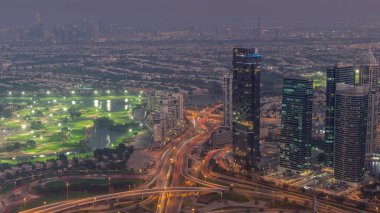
[324,63,355,167]
[232,48,261,170]
[334,83,369,185]
[210,72,233,150]
[172,93,184,120]
[223,72,232,127]
[358,50,379,155]
[280,77,313,173]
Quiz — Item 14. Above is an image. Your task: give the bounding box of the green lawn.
[301,71,326,88]
[0,93,144,162]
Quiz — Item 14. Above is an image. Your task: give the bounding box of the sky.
[0,0,379,27]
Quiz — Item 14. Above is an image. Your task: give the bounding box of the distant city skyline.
[1,0,380,27]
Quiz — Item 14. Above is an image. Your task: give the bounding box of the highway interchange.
[19,105,371,213]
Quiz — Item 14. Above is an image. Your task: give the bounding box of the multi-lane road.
[18,105,372,213]
[20,106,225,213]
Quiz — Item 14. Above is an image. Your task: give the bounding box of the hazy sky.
[0,0,379,27]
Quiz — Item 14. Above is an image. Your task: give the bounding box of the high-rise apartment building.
[325,63,355,167]
[280,77,313,173]
[223,72,233,127]
[147,91,185,146]
[334,83,369,185]
[232,48,261,170]
[358,50,379,155]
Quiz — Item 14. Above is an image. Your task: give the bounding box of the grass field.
[0,93,144,163]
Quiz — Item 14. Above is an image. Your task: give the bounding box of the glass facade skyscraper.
[358,50,379,155]
[280,77,313,172]
[325,63,355,167]
[223,72,233,128]
[334,83,369,184]
[232,48,261,170]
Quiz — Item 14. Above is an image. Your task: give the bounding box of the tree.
[94,117,114,128]
[35,110,44,117]
[26,140,36,148]
[31,121,43,130]
[59,127,71,143]
[13,142,22,149]
[317,153,326,164]
[58,153,68,162]
[68,106,81,120]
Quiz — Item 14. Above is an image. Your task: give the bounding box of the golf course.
[0,90,145,163]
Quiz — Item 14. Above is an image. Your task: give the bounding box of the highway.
[164,106,225,213]
[200,150,364,213]
[18,104,368,213]
[20,106,225,213]
[20,187,222,213]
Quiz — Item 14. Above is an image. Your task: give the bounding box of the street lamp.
[93,197,97,207]
[192,208,195,213]
[23,197,26,210]
[66,182,69,200]
[220,192,223,202]
[139,169,142,185]
[108,177,111,194]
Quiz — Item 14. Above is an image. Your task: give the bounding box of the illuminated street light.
[66,182,69,200]
[108,177,111,194]
[71,91,75,94]
[23,197,26,210]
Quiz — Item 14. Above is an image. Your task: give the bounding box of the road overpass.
[20,187,224,213]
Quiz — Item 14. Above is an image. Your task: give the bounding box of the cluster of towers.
[324,50,379,184]
[226,48,379,185]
